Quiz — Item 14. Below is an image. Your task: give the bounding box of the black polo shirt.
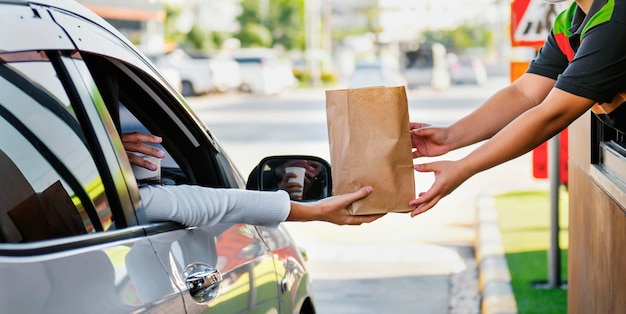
[528,0,626,132]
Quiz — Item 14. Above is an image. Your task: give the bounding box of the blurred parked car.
[188,51,242,93]
[348,58,407,88]
[0,1,321,312]
[148,48,214,97]
[153,62,183,93]
[233,48,297,95]
[449,55,488,85]
[402,43,450,90]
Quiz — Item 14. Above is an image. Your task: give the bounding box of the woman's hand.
[278,172,304,200]
[121,132,165,170]
[287,186,385,225]
[274,159,320,179]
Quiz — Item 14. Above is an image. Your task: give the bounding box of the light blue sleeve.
[140,185,290,229]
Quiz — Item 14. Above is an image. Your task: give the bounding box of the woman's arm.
[142,184,382,228]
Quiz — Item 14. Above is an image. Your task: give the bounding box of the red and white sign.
[511,0,570,47]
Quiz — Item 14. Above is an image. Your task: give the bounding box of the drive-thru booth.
[512,1,626,312]
[568,85,626,312]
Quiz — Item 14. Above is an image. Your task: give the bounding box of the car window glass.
[0,54,112,242]
[406,49,434,68]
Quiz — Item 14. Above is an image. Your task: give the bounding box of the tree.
[236,0,305,50]
[236,23,273,47]
[421,23,495,55]
[163,3,230,51]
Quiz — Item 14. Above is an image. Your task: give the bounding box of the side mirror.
[246,155,332,201]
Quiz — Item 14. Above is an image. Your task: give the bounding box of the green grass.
[494,188,569,314]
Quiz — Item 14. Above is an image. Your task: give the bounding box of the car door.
[85,53,285,313]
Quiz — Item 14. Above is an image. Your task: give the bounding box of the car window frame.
[0,50,189,254]
[53,51,139,229]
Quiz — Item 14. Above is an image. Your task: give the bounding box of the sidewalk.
[475,195,518,314]
[473,175,549,314]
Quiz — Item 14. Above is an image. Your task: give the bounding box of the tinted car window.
[405,49,434,68]
[233,57,263,64]
[0,52,112,242]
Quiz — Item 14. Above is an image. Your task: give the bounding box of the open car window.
[82,53,228,189]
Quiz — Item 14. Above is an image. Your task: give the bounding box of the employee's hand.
[409,160,470,217]
[121,132,165,170]
[410,122,452,158]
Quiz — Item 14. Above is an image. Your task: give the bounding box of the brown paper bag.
[8,180,86,242]
[325,86,415,215]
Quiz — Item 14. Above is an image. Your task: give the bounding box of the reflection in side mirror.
[246,155,332,201]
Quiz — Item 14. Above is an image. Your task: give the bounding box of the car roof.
[8,0,112,26]
[1,0,159,77]
[1,0,132,52]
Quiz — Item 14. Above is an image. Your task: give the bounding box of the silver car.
[402,43,451,90]
[449,55,488,86]
[0,1,322,313]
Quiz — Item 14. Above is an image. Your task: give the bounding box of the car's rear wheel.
[181,81,195,96]
[238,83,252,93]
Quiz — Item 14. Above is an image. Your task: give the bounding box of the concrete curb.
[475,195,518,314]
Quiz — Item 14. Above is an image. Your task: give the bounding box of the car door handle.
[183,263,223,303]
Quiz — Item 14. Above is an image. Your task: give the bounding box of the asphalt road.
[187,76,541,313]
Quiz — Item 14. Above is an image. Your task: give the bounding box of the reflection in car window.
[0,52,112,242]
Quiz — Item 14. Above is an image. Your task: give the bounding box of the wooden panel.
[569,166,626,313]
[569,111,591,167]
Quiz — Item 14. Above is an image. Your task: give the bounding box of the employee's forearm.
[460,89,594,176]
[448,84,537,150]
[448,74,556,150]
[460,111,559,177]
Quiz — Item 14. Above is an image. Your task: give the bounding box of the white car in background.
[403,42,451,90]
[188,51,242,93]
[149,49,214,96]
[154,63,183,93]
[449,55,488,86]
[348,58,407,88]
[233,48,297,95]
